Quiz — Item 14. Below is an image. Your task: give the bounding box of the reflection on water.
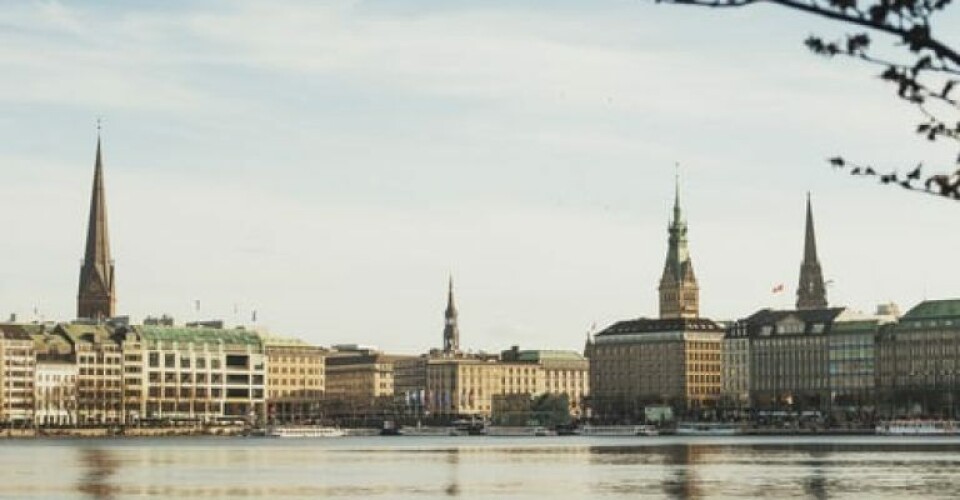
[77,448,119,499]
[3,437,960,498]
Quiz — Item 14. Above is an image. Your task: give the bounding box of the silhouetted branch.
[661,0,960,201]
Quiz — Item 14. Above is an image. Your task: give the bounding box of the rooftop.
[902,299,960,321]
[134,325,262,347]
[597,317,724,336]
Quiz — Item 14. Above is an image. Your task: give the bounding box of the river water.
[1,435,959,499]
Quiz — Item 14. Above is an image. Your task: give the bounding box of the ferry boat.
[267,425,345,438]
[579,425,659,437]
[876,420,960,435]
[674,422,742,436]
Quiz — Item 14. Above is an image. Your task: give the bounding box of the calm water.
[2,435,960,499]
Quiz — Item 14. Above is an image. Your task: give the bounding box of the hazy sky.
[1,1,957,354]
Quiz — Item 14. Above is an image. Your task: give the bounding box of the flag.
[194,300,201,311]
[771,283,784,294]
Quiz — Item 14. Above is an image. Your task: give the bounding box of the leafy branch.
[660,0,960,201]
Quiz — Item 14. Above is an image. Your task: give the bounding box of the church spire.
[443,275,460,354]
[659,169,699,319]
[77,129,116,320]
[796,192,827,310]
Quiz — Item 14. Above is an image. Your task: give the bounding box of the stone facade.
[877,299,960,417]
[0,325,36,425]
[263,334,326,423]
[589,318,724,421]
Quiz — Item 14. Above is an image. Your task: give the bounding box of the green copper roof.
[902,300,960,320]
[135,325,262,347]
[257,332,312,348]
[831,320,882,333]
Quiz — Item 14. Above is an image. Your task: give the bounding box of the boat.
[675,422,742,436]
[580,425,659,436]
[485,426,555,437]
[876,420,960,435]
[267,425,345,438]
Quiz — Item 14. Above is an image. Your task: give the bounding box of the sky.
[0,0,957,354]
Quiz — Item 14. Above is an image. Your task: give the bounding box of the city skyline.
[1,1,957,354]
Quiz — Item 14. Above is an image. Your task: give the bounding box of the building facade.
[262,334,326,424]
[0,325,36,425]
[589,318,724,421]
[877,299,960,417]
[53,324,125,424]
[124,325,266,423]
[745,308,843,412]
[721,322,750,410]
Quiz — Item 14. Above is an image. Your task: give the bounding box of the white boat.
[485,426,554,437]
[876,420,960,435]
[675,422,742,436]
[580,425,659,437]
[267,425,345,438]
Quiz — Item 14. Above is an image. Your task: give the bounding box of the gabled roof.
[56,323,117,345]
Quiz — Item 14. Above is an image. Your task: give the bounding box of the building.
[721,321,750,410]
[32,326,78,426]
[324,345,413,419]
[124,325,266,424]
[0,325,36,425]
[424,356,503,418]
[588,175,724,421]
[877,299,960,417]
[55,323,125,424]
[501,347,590,417]
[77,134,116,321]
[743,307,845,412]
[590,318,724,421]
[261,333,326,424]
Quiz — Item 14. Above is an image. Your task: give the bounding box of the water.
[2,435,960,498]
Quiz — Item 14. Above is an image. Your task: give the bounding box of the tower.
[658,171,699,319]
[442,276,460,354]
[796,193,827,310]
[77,133,116,320]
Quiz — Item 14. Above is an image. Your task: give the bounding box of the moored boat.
[876,420,960,435]
[580,424,659,437]
[267,425,345,438]
[485,426,554,437]
[675,422,742,436]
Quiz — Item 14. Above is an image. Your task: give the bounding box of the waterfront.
[2,436,960,498]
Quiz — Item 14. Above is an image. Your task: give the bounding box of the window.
[149,352,159,368]
[164,354,175,368]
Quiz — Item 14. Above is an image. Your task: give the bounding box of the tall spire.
[796,192,827,310]
[77,128,116,320]
[443,275,460,354]
[659,168,699,319]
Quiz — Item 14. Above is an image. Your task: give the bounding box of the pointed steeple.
[442,275,460,354]
[77,130,116,320]
[659,168,699,319]
[796,193,827,310]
